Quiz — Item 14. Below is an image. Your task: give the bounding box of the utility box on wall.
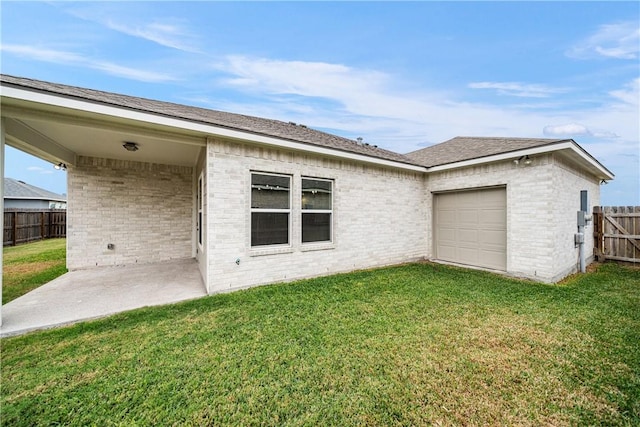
[577,210,587,227]
[580,190,589,213]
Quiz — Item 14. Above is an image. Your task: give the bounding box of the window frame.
[250,171,292,248]
[301,176,333,244]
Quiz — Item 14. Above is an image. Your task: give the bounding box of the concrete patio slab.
[1,258,207,337]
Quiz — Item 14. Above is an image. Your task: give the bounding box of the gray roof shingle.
[4,178,66,201]
[0,74,419,166]
[405,136,571,167]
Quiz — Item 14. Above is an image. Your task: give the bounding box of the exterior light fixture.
[514,155,533,166]
[54,163,67,171]
[123,141,139,152]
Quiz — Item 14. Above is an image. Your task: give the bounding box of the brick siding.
[67,156,193,269]
[204,138,427,293]
[426,154,600,282]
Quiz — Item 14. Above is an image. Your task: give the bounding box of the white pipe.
[578,225,586,273]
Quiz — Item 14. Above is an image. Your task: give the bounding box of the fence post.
[593,206,604,261]
[12,211,18,246]
[41,211,45,241]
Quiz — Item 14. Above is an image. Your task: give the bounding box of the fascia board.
[1,86,426,173]
[427,141,614,180]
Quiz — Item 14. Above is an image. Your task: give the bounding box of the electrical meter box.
[577,210,587,227]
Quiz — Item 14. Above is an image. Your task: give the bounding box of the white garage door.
[434,187,507,271]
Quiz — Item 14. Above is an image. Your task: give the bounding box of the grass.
[2,238,67,304]
[1,261,639,426]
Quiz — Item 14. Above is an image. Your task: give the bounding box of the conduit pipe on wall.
[576,190,591,274]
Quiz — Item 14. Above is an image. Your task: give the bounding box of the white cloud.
[209,55,554,152]
[27,166,54,175]
[543,123,620,139]
[567,21,640,60]
[220,55,389,101]
[544,123,592,137]
[609,77,639,106]
[0,44,176,82]
[468,81,567,98]
[63,4,200,53]
[209,54,637,171]
[1,44,83,63]
[103,19,200,53]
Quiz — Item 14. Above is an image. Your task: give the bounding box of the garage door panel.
[434,188,506,271]
[458,229,479,245]
[437,196,461,208]
[481,190,505,204]
[479,208,506,226]
[438,245,457,261]
[437,209,457,225]
[458,247,479,265]
[438,226,456,239]
[457,210,479,225]
[479,229,505,246]
[480,251,506,270]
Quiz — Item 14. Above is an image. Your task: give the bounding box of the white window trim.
[301,177,334,245]
[250,171,292,248]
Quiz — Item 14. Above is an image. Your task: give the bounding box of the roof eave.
[4,196,67,202]
[426,140,614,180]
[1,81,425,173]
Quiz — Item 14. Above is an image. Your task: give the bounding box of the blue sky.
[1,1,638,205]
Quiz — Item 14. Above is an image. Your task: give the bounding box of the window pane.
[252,174,290,209]
[252,213,289,246]
[302,213,331,243]
[302,179,332,210]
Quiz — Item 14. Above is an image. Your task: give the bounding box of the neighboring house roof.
[4,178,66,202]
[0,74,418,167]
[406,136,575,167]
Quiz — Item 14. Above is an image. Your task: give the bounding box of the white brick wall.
[426,154,600,282]
[205,138,427,293]
[550,155,600,281]
[66,147,600,287]
[67,156,193,269]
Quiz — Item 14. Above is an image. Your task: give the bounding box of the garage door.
[434,187,506,271]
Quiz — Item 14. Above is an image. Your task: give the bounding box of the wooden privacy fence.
[3,210,66,246]
[593,206,640,263]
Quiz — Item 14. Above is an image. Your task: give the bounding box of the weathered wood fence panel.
[593,206,640,263]
[3,210,66,246]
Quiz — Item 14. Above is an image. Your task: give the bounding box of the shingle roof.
[405,136,571,167]
[4,178,66,201]
[0,74,419,166]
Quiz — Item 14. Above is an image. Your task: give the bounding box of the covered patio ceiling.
[2,94,206,168]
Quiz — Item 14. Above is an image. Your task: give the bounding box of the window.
[301,178,332,243]
[251,173,291,246]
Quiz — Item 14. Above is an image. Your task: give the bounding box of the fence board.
[3,209,66,246]
[593,206,640,263]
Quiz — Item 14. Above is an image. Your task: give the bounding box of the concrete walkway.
[1,258,207,337]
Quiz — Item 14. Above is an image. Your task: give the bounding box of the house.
[0,74,614,294]
[4,177,67,210]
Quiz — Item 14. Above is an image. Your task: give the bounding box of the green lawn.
[2,238,67,304]
[1,261,639,426]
